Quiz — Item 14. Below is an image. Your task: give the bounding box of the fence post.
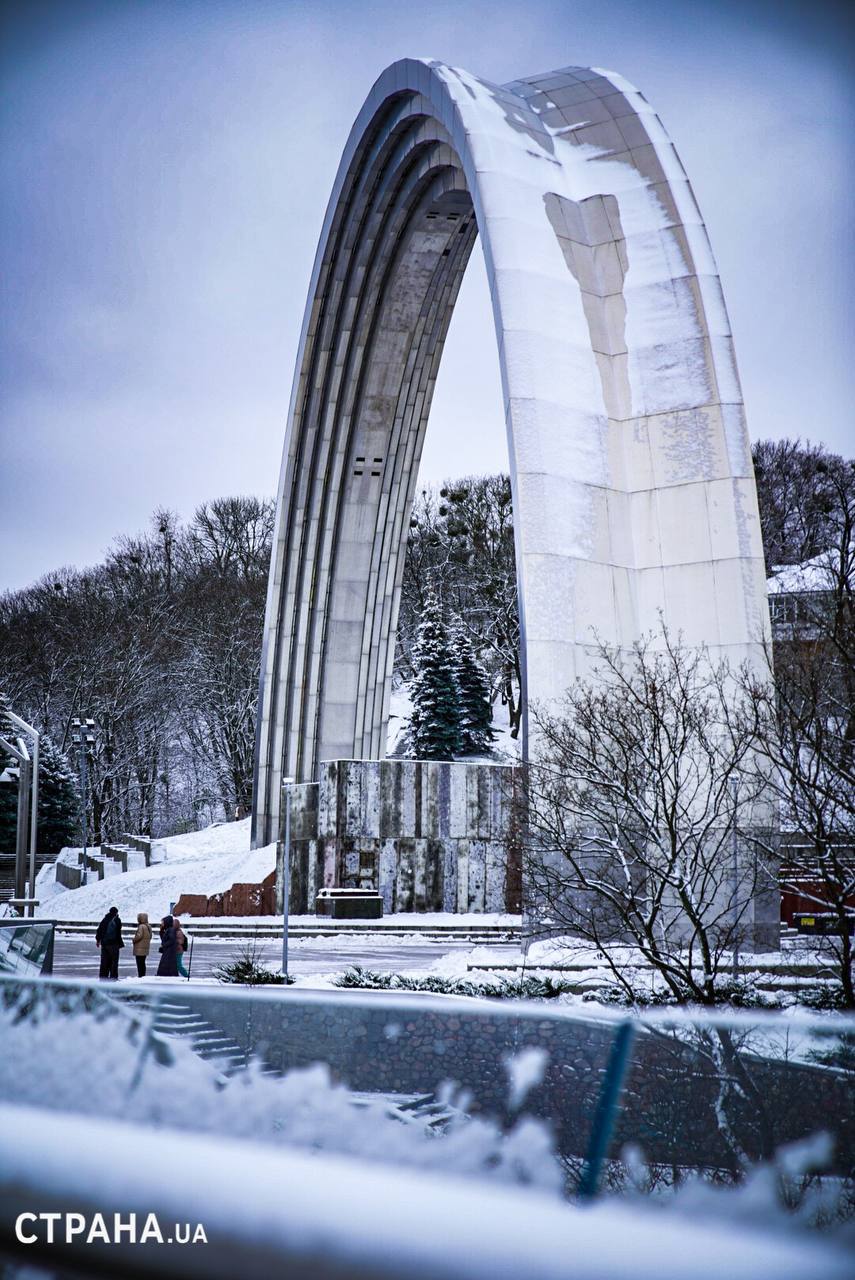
[578,1019,636,1200]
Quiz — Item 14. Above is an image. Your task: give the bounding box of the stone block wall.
[54,860,84,890]
[277,759,520,915]
[101,844,129,871]
[174,871,277,918]
[173,987,854,1177]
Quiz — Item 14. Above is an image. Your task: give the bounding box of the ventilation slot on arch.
[353,456,383,478]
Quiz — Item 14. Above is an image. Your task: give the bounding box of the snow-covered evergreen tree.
[451,626,495,755]
[37,737,79,855]
[406,594,461,760]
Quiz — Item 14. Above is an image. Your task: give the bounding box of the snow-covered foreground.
[0,1000,558,1187]
[5,1102,848,1280]
[3,1103,851,1280]
[35,818,277,922]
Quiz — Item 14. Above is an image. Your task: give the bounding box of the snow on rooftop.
[767,550,843,596]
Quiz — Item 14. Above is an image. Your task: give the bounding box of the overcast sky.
[1,0,852,591]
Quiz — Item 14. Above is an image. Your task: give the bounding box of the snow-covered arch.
[252,59,769,845]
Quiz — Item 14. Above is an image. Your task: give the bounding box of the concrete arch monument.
[252,59,769,846]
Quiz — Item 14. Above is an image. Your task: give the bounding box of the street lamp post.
[281,777,295,982]
[0,696,40,917]
[71,718,96,885]
[15,744,31,906]
[0,736,29,910]
[730,777,741,981]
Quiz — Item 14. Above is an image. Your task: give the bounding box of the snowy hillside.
[149,818,256,862]
[35,819,276,921]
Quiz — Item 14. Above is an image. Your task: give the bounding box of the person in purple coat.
[156,914,179,977]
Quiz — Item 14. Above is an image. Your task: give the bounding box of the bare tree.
[753,453,855,1004]
[752,438,846,573]
[0,497,273,839]
[522,631,775,1005]
[182,496,274,579]
[174,497,273,818]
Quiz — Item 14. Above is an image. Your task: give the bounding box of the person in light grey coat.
[132,912,152,978]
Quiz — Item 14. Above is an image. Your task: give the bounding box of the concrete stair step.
[153,1017,207,1030]
[136,996,247,1069]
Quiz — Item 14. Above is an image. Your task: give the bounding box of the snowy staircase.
[349,1091,463,1133]
[67,834,157,886]
[98,836,156,875]
[146,998,247,1078]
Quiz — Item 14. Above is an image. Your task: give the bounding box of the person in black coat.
[95,906,124,980]
[156,914,179,977]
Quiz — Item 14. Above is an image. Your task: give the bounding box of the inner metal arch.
[255,93,478,840]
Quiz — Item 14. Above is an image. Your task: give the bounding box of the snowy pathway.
[52,934,522,981]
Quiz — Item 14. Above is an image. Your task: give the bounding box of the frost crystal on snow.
[503,1046,549,1111]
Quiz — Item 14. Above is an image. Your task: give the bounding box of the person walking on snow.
[95,906,123,980]
[156,914,179,977]
[174,917,190,978]
[132,912,152,977]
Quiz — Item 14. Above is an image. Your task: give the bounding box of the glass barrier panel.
[609,1011,855,1185]
[2,974,853,1209]
[0,921,54,976]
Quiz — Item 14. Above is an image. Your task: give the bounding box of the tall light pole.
[731,777,741,981]
[281,777,295,981]
[71,718,96,884]
[0,695,40,917]
[0,736,29,912]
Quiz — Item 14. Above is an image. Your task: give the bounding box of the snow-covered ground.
[35,819,277,922]
[494,936,833,973]
[149,818,256,861]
